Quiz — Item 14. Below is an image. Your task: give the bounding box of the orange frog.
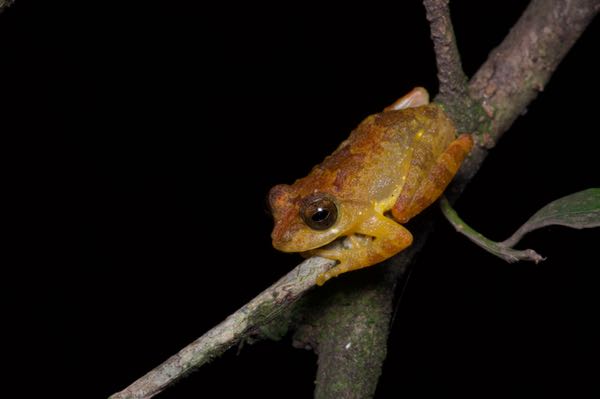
[269,88,473,285]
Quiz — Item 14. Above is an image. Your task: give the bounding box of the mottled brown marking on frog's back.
[373,106,417,129]
[304,115,385,195]
[374,104,450,137]
[285,104,456,203]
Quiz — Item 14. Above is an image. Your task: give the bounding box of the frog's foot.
[311,244,354,286]
[393,133,473,223]
[314,212,413,286]
[384,87,430,111]
[316,262,351,286]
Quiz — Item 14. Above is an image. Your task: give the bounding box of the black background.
[4,1,598,397]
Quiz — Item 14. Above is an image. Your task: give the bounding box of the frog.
[269,87,473,286]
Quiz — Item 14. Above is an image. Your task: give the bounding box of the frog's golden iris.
[300,193,338,231]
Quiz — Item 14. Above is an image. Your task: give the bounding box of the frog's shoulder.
[318,115,385,182]
[290,104,451,197]
[332,104,444,150]
[372,103,446,130]
[288,115,380,196]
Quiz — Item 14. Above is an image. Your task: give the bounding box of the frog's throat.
[304,232,375,256]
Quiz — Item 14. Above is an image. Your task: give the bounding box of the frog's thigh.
[316,213,413,286]
[384,87,430,111]
[392,134,473,223]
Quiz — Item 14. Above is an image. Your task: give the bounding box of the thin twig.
[109,257,335,399]
[423,0,483,146]
[0,0,15,13]
[423,0,469,101]
[440,196,545,263]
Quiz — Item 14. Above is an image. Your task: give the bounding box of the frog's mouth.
[301,233,375,255]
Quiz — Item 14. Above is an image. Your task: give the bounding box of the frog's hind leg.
[384,87,430,111]
[392,134,473,223]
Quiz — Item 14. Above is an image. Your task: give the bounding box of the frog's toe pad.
[316,268,340,286]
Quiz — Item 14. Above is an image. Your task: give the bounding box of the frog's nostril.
[271,225,289,244]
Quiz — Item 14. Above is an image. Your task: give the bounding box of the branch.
[109,257,335,399]
[293,268,397,399]
[109,1,598,398]
[423,0,483,134]
[469,0,600,145]
[423,0,469,102]
[0,0,15,13]
[303,216,438,398]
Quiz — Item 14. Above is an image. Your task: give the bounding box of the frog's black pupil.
[300,194,338,230]
[312,208,330,222]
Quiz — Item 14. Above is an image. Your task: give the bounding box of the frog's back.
[290,104,456,203]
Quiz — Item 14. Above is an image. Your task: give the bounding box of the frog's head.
[269,184,362,253]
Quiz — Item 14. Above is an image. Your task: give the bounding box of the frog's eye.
[300,194,338,230]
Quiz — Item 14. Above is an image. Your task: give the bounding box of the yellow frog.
[269,88,473,285]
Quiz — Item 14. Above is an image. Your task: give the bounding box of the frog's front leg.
[312,211,413,286]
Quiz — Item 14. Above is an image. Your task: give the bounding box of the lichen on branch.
[0,0,15,13]
[108,257,336,399]
[469,0,599,144]
[423,0,483,133]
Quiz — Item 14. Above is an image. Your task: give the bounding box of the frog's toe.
[316,272,332,286]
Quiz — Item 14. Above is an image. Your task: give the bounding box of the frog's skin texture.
[269,88,473,286]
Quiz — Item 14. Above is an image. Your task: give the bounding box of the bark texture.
[423,0,480,130]
[470,0,599,145]
[0,0,15,13]
[293,271,395,399]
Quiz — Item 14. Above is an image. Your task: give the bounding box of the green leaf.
[440,188,600,264]
[502,188,600,247]
[440,197,544,263]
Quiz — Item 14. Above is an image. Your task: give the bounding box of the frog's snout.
[271,220,296,252]
[271,221,324,253]
[272,230,305,253]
